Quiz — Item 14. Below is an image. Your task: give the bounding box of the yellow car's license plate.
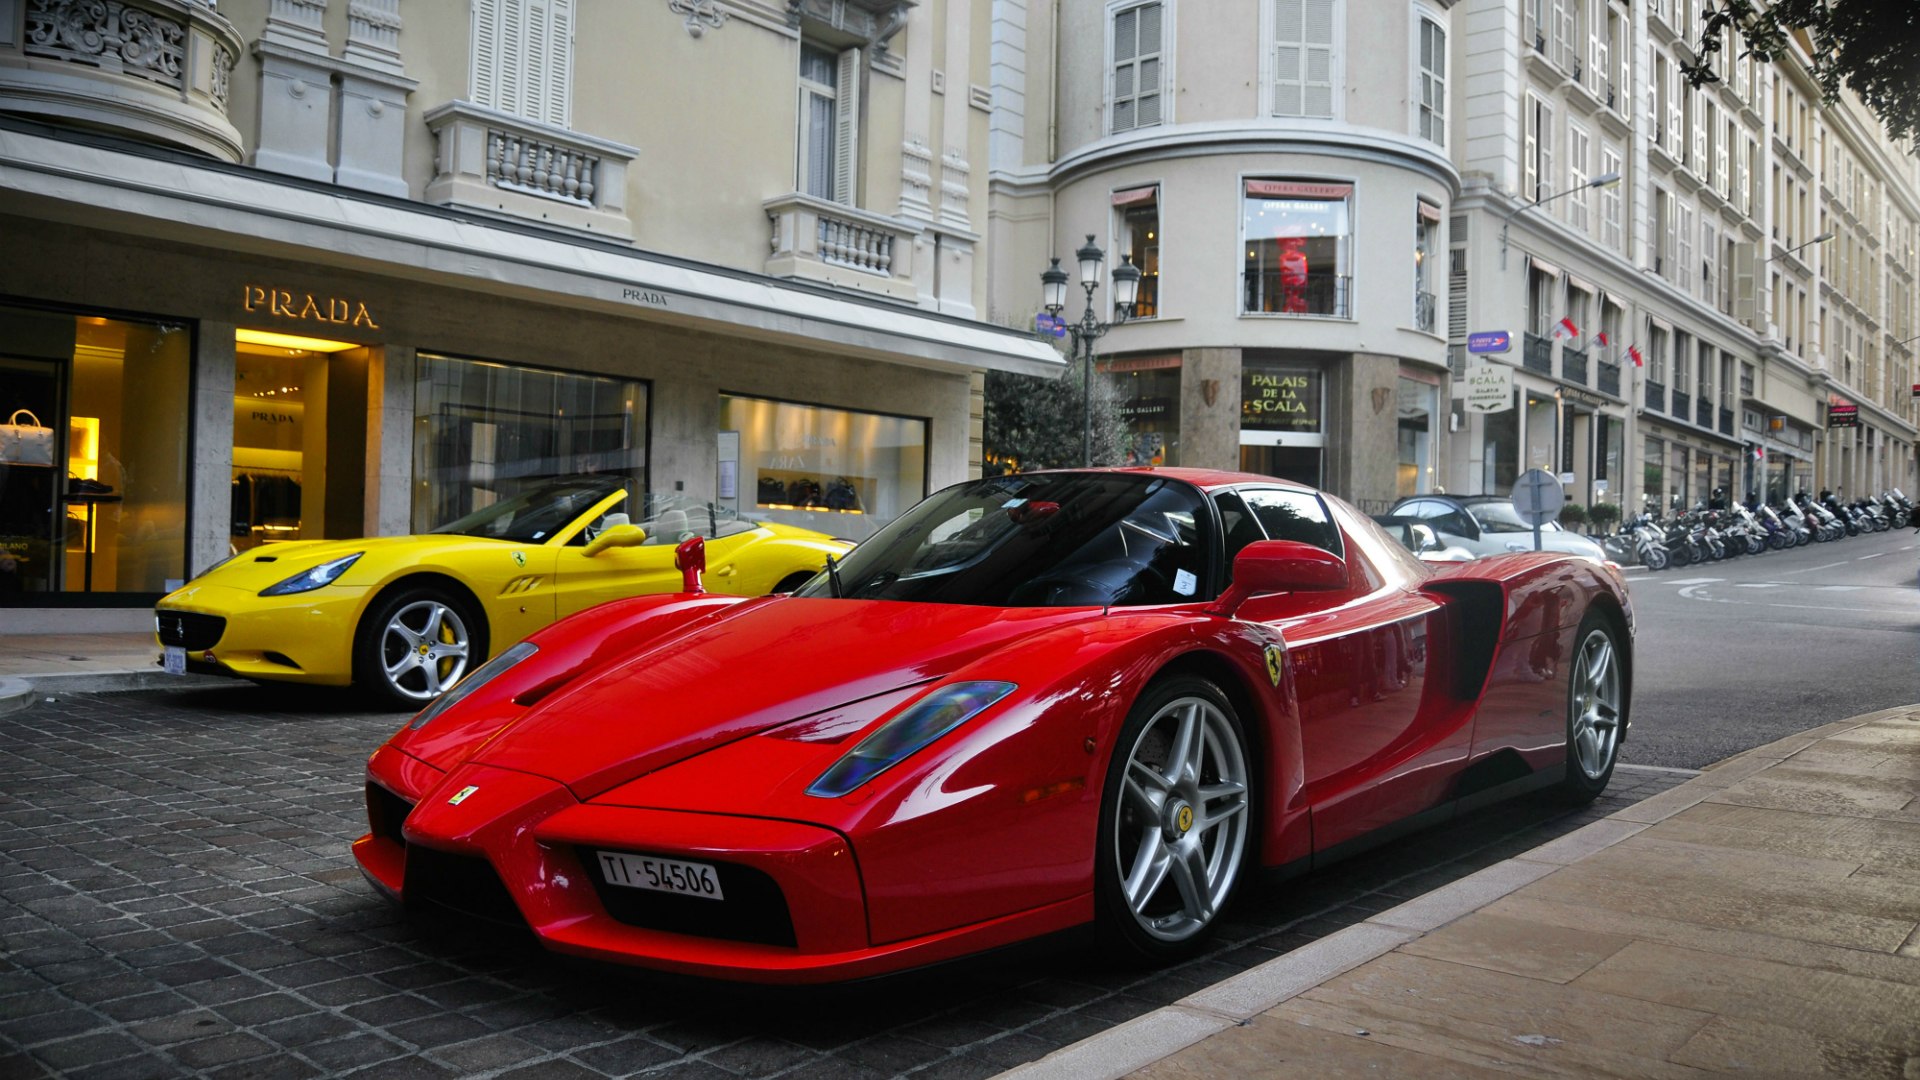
[595,851,724,900]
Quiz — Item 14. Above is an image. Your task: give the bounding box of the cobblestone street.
[0,685,1686,1079]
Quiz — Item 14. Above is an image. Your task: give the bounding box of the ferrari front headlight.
[805,681,1016,798]
[259,553,363,596]
[408,641,540,730]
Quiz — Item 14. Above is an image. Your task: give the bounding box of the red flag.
[1595,330,1610,348]
[1626,344,1645,367]
[1752,445,1765,461]
[1553,317,1581,341]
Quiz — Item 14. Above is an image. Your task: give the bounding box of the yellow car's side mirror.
[584,523,648,557]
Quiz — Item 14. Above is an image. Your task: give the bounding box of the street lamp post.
[1499,171,1622,270]
[1042,235,1141,466]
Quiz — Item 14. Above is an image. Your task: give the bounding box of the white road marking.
[1858,552,1887,560]
[1734,583,1782,588]
[1664,578,1723,586]
[1816,585,1863,592]
[1779,561,1850,575]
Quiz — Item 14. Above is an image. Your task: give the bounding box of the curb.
[995,708,1907,1080]
[13,669,232,696]
[0,677,32,718]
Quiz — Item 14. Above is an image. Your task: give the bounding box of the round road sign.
[1511,468,1565,527]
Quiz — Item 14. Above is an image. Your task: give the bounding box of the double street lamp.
[1041,235,1141,466]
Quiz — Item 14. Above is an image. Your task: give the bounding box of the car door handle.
[713,564,736,577]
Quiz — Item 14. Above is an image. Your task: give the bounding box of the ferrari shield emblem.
[511,550,527,568]
[447,785,479,806]
[1263,644,1284,687]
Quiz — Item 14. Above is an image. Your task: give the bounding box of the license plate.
[162,646,186,675]
[596,851,724,900]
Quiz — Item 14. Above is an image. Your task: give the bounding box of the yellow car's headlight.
[259,553,363,596]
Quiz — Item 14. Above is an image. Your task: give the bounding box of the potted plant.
[1560,503,1589,532]
[1588,501,1620,535]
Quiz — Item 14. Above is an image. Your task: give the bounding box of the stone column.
[365,344,414,536]
[337,0,418,198]
[253,0,335,183]
[1179,348,1242,471]
[1327,352,1402,510]
[191,323,237,579]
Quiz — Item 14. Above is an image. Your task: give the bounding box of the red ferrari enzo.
[353,469,1631,983]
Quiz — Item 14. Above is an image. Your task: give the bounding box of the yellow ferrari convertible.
[154,477,852,707]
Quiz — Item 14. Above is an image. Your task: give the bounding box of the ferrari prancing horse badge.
[1263,644,1284,687]
[511,551,527,568]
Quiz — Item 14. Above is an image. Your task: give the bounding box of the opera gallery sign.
[1464,360,1514,413]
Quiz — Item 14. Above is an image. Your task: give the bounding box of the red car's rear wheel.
[1096,676,1252,962]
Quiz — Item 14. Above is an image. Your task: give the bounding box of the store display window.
[1242,179,1353,316]
[413,353,648,531]
[719,394,925,541]
[0,304,189,601]
[1102,355,1180,466]
[1396,376,1437,497]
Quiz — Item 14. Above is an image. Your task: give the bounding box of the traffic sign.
[1511,467,1564,527]
[1468,331,1512,354]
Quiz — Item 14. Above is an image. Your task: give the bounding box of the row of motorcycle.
[1610,489,1915,570]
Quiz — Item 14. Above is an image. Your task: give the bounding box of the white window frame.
[1568,121,1591,233]
[471,0,575,129]
[1677,200,1695,292]
[1600,143,1623,251]
[1236,172,1359,319]
[1263,0,1343,121]
[1524,93,1554,205]
[1411,6,1445,149]
[1107,0,1172,134]
[797,42,863,206]
[1110,181,1165,319]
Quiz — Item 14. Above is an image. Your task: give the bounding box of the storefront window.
[233,332,374,550]
[1668,442,1690,508]
[1240,354,1323,487]
[413,353,648,530]
[1396,376,1437,497]
[0,304,189,601]
[1103,355,1180,466]
[1242,180,1352,316]
[1113,185,1161,318]
[720,394,925,542]
[1643,435,1664,506]
[1484,398,1518,494]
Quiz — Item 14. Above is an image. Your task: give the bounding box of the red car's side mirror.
[1206,540,1347,617]
[675,536,706,594]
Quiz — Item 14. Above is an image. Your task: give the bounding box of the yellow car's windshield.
[430,478,624,543]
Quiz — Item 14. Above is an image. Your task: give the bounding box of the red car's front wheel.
[1096,676,1253,962]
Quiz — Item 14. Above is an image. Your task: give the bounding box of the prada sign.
[243,285,379,329]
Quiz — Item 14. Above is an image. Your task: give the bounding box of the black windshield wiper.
[825,553,844,598]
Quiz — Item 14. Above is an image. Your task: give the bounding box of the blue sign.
[1034,313,1067,338]
[1468,331,1512,354]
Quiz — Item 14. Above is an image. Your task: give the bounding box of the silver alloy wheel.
[1113,695,1250,943]
[379,599,472,703]
[1569,626,1623,781]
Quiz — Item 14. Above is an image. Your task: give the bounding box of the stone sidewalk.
[1006,705,1920,1080]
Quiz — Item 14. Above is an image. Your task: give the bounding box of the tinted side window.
[1214,491,1267,576]
[1241,488,1342,557]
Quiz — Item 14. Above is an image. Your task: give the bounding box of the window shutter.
[545,0,572,128]
[834,46,862,205]
[1273,0,1334,119]
[1539,104,1553,204]
[1552,0,1572,71]
[500,0,525,117]
[472,0,500,107]
[1524,100,1538,203]
[1111,3,1163,132]
[1448,248,1468,341]
[1691,89,1706,172]
[1303,0,1334,118]
[1666,62,1682,153]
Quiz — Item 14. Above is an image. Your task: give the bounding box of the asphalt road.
[1618,523,1920,769]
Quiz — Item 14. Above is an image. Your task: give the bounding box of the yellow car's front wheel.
[354,584,488,710]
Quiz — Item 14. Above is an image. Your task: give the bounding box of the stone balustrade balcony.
[423,101,637,241]
[0,0,244,160]
[764,192,920,304]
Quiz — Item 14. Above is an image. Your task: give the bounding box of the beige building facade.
[986,0,1919,514]
[0,0,1059,617]
[987,0,1459,510]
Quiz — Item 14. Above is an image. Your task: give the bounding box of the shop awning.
[0,125,1065,379]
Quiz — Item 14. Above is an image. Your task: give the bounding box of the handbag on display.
[0,409,53,467]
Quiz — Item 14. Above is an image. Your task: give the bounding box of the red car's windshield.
[796,473,1215,607]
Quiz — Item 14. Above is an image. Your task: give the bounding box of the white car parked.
[1380,495,1610,563]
